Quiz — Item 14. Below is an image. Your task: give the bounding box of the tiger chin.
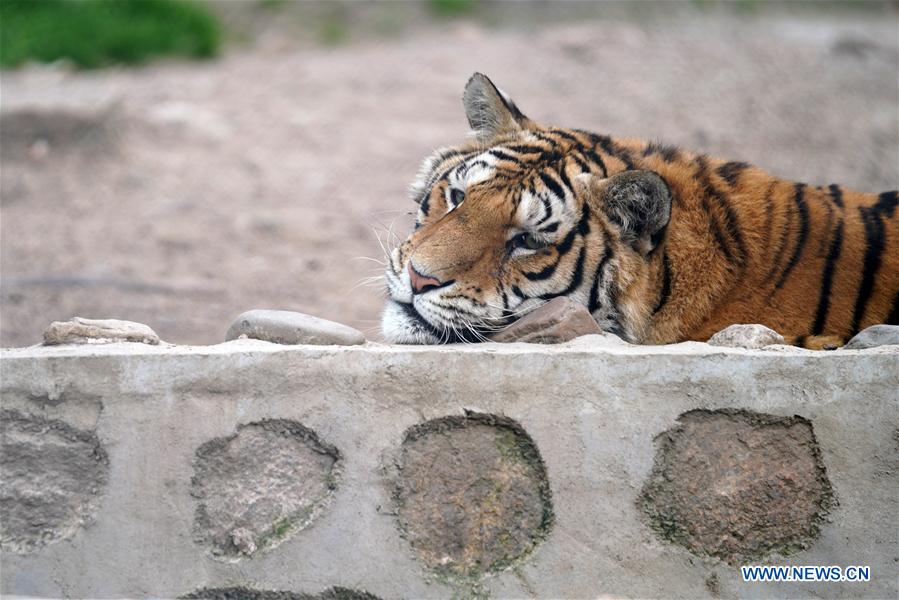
[381,73,898,349]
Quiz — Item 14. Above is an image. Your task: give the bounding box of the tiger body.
[381,74,899,348]
[621,138,898,347]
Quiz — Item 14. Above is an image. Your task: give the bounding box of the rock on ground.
[707,324,785,349]
[490,297,602,344]
[843,324,899,349]
[225,310,364,346]
[43,317,159,345]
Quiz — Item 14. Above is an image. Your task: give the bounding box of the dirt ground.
[2,4,897,347]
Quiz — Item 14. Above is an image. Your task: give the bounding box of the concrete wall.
[1,337,897,599]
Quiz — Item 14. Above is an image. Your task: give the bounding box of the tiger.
[381,73,899,349]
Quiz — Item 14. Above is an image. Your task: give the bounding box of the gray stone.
[225,310,364,346]
[0,104,120,161]
[843,324,899,349]
[489,297,602,343]
[191,419,341,561]
[43,317,159,345]
[0,410,109,554]
[639,409,835,565]
[392,413,552,579]
[707,323,784,349]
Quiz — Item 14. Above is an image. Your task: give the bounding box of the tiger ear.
[576,170,672,255]
[463,73,534,141]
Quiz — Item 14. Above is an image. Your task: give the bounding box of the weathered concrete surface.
[0,339,897,599]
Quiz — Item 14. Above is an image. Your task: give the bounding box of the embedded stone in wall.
[191,419,341,561]
[392,413,553,578]
[0,409,109,554]
[639,409,835,564]
[180,587,380,600]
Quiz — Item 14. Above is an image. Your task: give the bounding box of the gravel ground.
[2,8,897,347]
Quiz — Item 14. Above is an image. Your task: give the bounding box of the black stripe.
[774,183,810,290]
[715,161,750,187]
[557,166,576,199]
[578,203,591,235]
[696,155,747,266]
[851,205,887,332]
[815,187,836,256]
[587,245,613,313]
[583,147,609,177]
[761,181,777,253]
[540,221,559,233]
[587,245,613,312]
[511,284,525,299]
[489,149,518,162]
[642,142,681,162]
[652,253,672,315]
[535,193,553,226]
[523,258,560,281]
[433,148,462,163]
[811,219,844,335]
[763,194,794,284]
[556,210,588,255]
[420,190,432,216]
[398,301,456,342]
[524,207,588,281]
[505,144,546,155]
[886,291,899,325]
[569,153,591,174]
[828,184,844,209]
[595,134,635,169]
[539,171,566,201]
[702,197,738,264]
[511,186,524,211]
[875,190,898,217]
[550,128,585,145]
[540,245,586,299]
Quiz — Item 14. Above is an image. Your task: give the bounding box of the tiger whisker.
[351,256,387,266]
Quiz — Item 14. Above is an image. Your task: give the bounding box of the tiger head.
[381,73,672,344]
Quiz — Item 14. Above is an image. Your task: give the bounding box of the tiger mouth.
[396,300,491,344]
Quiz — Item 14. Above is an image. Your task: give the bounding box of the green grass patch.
[1,0,221,69]
[427,0,477,18]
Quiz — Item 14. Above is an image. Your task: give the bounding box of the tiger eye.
[514,232,546,250]
[450,188,465,207]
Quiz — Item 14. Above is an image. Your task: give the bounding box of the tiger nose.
[408,262,443,294]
